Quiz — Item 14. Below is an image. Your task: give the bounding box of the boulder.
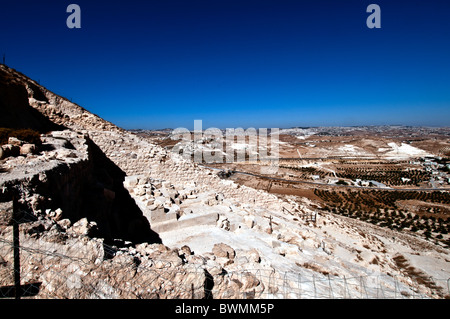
[20,143,36,155]
[168,204,180,215]
[57,218,72,230]
[246,248,261,263]
[150,208,178,224]
[69,218,98,237]
[2,144,20,157]
[217,216,230,231]
[134,187,146,197]
[167,189,179,201]
[138,176,150,185]
[135,242,169,256]
[244,215,256,228]
[0,201,13,226]
[53,208,63,221]
[179,245,192,257]
[123,176,139,188]
[212,243,235,260]
[8,137,24,146]
[240,271,261,290]
[301,238,320,250]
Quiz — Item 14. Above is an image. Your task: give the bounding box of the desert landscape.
[141,125,450,248]
[2,64,449,300]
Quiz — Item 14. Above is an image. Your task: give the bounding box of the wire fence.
[2,234,449,299]
[1,200,449,299]
[0,235,205,299]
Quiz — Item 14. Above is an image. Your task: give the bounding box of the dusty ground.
[141,126,450,250]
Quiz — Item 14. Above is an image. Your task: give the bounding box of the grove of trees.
[314,188,450,247]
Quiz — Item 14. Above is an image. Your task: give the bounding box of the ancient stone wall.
[88,130,288,212]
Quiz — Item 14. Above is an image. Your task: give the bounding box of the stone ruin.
[1,64,448,299]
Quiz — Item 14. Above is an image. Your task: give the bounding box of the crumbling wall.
[0,130,161,244]
[88,130,287,212]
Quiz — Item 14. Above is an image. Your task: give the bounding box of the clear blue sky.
[1,0,450,129]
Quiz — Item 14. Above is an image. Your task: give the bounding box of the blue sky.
[1,0,450,129]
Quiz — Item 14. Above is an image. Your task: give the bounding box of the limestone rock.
[8,137,24,146]
[57,218,72,230]
[301,238,320,250]
[214,256,234,267]
[134,186,146,197]
[244,215,256,228]
[212,243,235,260]
[20,143,36,155]
[0,201,13,226]
[217,216,230,231]
[124,176,139,188]
[246,248,261,263]
[240,271,261,290]
[2,144,20,157]
[69,218,98,237]
[179,245,192,257]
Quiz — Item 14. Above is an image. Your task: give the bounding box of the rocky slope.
[1,64,449,299]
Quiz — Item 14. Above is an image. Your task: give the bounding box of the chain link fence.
[1,198,449,299]
[1,234,449,299]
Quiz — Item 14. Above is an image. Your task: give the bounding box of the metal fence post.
[13,195,21,299]
[328,274,334,299]
[447,278,450,297]
[345,276,353,299]
[268,270,274,299]
[312,274,316,298]
[298,273,302,299]
[360,276,368,299]
[379,276,385,298]
[343,276,350,299]
[394,276,398,299]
